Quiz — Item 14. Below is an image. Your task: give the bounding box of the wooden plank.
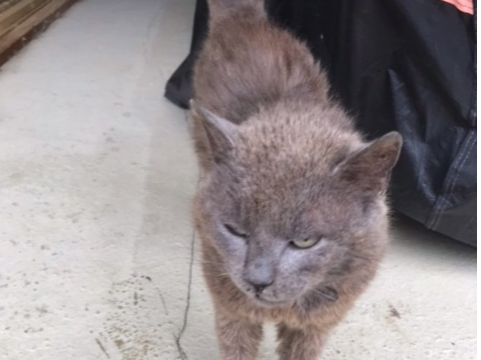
[0,0,79,67]
[0,0,25,14]
[0,0,50,39]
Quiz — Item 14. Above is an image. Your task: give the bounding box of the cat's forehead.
[234,138,341,200]
[236,116,358,171]
[223,168,361,234]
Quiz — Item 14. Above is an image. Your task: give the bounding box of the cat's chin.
[252,295,290,308]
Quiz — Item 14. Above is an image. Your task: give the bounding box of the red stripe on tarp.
[439,0,474,14]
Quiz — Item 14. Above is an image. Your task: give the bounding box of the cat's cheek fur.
[275,249,322,300]
[211,228,252,292]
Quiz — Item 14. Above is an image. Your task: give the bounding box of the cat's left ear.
[190,100,238,168]
[337,132,403,194]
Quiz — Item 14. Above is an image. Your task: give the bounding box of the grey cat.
[189,0,402,359]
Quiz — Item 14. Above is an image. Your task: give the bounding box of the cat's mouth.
[253,294,288,307]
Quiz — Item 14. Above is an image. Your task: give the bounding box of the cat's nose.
[245,258,275,293]
[250,280,274,294]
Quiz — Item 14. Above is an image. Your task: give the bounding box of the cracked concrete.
[0,0,476,359]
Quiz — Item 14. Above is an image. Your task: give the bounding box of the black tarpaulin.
[165,0,477,246]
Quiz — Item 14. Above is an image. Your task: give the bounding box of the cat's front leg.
[276,323,327,360]
[215,310,263,360]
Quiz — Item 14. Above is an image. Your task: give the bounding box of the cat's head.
[191,102,402,308]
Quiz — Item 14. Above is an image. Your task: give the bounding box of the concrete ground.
[0,0,476,359]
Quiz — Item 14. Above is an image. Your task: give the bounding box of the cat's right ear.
[190,100,238,169]
[335,132,402,195]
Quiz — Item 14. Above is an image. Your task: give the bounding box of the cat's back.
[193,0,329,123]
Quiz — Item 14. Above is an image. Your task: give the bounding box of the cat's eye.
[224,224,249,238]
[291,237,321,249]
